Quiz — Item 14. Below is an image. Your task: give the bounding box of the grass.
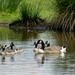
[39,0,57,21]
[19,1,42,24]
[0,0,21,23]
[0,12,20,23]
[0,0,57,23]
[0,0,21,12]
[1,0,75,31]
[48,0,75,31]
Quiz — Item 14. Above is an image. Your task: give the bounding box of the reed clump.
[0,0,57,29]
[48,0,75,31]
[10,1,45,28]
[20,3,42,26]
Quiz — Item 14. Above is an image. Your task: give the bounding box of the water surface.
[0,27,75,75]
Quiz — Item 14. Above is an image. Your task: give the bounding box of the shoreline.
[9,25,48,30]
[0,23,9,27]
[0,23,49,30]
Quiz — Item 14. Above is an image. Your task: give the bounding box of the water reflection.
[1,55,15,63]
[34,52,66,65]
[0,27,75,75]
[53,53,75,75]
[34,54,45,65]
[1,56,5,62]
[10,56,14,62]
[60,52,65,59]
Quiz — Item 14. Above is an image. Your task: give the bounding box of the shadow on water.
[0,27,75,75]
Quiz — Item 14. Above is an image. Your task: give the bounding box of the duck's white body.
[0,42,24,56]
[33,48,44,54]
[60,47,66,53]
[5,46,24,54]
[33,46,66,54]
[0,50,17,56]
[15,48,24,53]
[0,48,24,56]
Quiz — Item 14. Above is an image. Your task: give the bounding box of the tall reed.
[48,0,75,31]
[19,2,42,27]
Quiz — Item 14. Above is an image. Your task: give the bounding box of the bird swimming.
[33,39,66,54]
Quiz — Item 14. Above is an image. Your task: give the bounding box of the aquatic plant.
[17,1,42,27]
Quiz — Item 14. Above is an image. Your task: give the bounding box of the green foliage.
[49,0,75,31]
[56,0,75,13]
[0,0,57,26]
[0,0,21,12]
[19,2,41,22]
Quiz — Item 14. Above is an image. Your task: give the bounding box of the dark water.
[0,27,75,75]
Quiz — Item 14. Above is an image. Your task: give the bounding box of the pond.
[0,27,75,75]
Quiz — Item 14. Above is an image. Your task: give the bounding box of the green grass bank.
[0,0,75,31]
[0,0,56,23]
[48,0,75,31]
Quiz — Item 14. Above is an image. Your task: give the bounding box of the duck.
[33,45,66,54]
[0,45,17,55]
[34,39,45,50]
[45,41,50,47]
[33,40,66,54]
[0,42,24,55]
[9,42,24,53]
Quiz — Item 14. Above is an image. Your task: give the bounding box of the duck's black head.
[1,46,5,51]
[34,42,37,48]
[10,42,15,49]
[63,45,66,48]
[5,45,7,47]
[41,41,45,50]
[37,39,43,44]
[45,41,48,44]
[45,41,50,47]
[36,39,45,50]
[47,42,50,47]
